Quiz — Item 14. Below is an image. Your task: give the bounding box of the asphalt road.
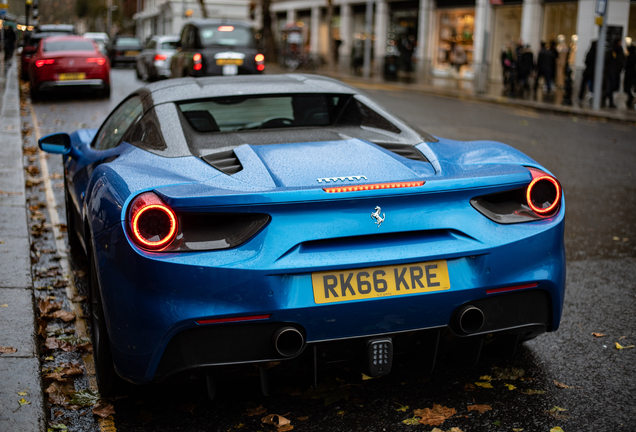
[23,68,636,432]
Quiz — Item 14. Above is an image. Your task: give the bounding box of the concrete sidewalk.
[0,56,46,431]
[268,63,636,124]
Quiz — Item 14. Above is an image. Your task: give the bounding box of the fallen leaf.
[361,373,377,380]
[413,404,456,426]
[44,362,84,381]
[261,414,291,428]
[245,405,266,416]
[92,401,116,418]
[513,429,524,432]
[554,380,571,389]
[18,398,31,406]
[492,366,525,380]
[402,417,420,425]
[493,420,501,426]
[475,382,493,388]
[52,280,69,288]
[45,381,75,405]
[479,375,492,381]
[0,346,18,354]
[50,310,76,322]
[394,403,409,412]
[467,404,492,414]
[48,424,68,430]
[69,389,99,406]
[505,384,516,391]
[592,332,605,338]
[0,303,8,308]
[550,427,564,432]
[522,389,546,395]
[546,406,569,420]
[39,299,62,315]
[463,383,476,391]
[616,343,635,350]
[17,390,29,396]
[278,425,294,432]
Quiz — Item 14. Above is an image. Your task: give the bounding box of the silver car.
[136,35,180,81]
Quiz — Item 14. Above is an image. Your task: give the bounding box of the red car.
[29,35,111,100]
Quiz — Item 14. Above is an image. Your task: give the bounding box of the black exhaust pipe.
[457,305,485,334]
[273,327,304,357]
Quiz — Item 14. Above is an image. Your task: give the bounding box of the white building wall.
[520,0,542,55]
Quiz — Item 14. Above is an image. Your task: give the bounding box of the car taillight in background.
[86,58,107,65]
[154,54,167,61]
[470,167,563,224]
[193,53,203,71]
[255,53,265,72]
[35,59,55,67]
[128,192,178,250]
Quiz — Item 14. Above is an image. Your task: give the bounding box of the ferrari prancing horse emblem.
[371,206,385,227]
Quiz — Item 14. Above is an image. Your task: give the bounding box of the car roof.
[152,35,180,41]
[142,74,359,106]
[36,24,74,33]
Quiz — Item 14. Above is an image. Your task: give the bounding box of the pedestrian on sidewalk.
[602,38,625,108]
[623,44,636,108]
[578,40,597,105]
[534,42,554,94]
[516,44,534,98]
[3,24,16,62]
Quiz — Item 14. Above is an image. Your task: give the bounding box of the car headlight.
[470,167,562,224]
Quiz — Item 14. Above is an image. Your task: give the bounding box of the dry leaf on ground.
[467,404,492,414]
[38,299,62,315]
[245,405,267,416]
[592,332,605,338]
[0,346,18,354]
[413,404,456,426]
[93,401,116,418]
[261,414,291,428]
[49,310,76,322]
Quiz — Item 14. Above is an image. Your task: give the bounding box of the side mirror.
[38,132,71,155]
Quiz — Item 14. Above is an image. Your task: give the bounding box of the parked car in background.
[83,32,110,55]
[21,32,58,80]
[106,35,143,67]
[29,36,111,100]
[171,19,264,78]
[135,35,180,81]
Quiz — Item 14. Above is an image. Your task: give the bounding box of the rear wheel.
[135,62,142,80]
[64,184,82,256]
[90,250,128,397]
[101,84,111,99]
[30,85,39,101]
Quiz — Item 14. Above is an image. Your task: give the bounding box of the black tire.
[30,85,39,101]
[90,250,129,398]
[64,184,83,256]
[101,84,111,99]
[135,62,142,80]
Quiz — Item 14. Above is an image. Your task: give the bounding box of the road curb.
[0,57,47,431]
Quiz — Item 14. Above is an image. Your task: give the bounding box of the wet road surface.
[21,69,636,431]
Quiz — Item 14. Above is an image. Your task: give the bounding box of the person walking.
[517,44,534,97]
[623,44,636,108]
[3,24,16,62]
[534,42,554,94]
[602,38,625,108]
[578,40,597,105]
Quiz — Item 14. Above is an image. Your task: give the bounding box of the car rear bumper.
[92,210,565,384]
[38,79,107,90]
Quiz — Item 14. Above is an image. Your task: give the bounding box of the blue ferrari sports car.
[39,74,565,398]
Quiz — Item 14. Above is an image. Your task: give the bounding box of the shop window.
[435,10,475,76]
[542,2,578,45]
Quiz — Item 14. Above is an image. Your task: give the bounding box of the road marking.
[29,105,108,407]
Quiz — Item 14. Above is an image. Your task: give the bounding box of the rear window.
[43,40,95,52]
[178,94,401,134]
[161,41,179,49]
[115,38,141,47]
[199,26,253,48]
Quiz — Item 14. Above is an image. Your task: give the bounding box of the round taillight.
[129,192,177,249]
[193,53,202,62]
[255,53,265,62]
[526,168,561,215]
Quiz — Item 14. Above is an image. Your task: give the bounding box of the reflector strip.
[486,283,538,294]
[323,181,425,193]
[218,26,234,32]
[196,314,272,325]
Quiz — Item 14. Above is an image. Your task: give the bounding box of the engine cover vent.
[375,143,429,162]
[202,149,243,175]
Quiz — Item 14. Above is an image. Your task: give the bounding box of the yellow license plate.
[59,73,86,81]
[312,260,450,304]
[125,50,140,56]
[216,58,243,66]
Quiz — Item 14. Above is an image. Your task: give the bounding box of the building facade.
[269,0,635,89]
[134,0,252,41]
